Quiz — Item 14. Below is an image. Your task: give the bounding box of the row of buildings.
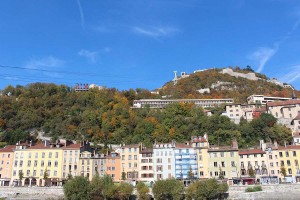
[1,135,300,187]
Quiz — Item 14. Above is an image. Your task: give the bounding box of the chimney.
[204,133,208,140]
[231,139,238,149]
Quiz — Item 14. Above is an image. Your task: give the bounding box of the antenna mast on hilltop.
[173,71,178,85]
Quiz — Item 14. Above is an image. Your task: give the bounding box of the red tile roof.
[192,137,207,143]
[267,99,300,107]
[278,145,300,150]
[175,143,193,148]
[0,145,16,152]
[62,143,81,149]
[239,149,265,155]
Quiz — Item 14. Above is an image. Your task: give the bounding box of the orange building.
[106,152,121,181]
[0,145,15,186]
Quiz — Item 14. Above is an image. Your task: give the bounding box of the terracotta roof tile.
[239,149,265,155]
[0,145,16,152]
[278,145,300,150]
[62,143,81,149]
[267,99,300,107]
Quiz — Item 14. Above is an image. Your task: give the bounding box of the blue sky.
[1,0,300,90]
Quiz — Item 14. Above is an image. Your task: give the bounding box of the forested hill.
[0,80,293,149]
[159,67,299,103]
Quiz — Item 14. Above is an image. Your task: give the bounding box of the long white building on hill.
[132,98,234,108]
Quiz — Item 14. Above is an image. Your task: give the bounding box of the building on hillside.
[11,141,64,187]
[267,100,300,127]
[139,148,154,184]
[248,95,292,105]
[174,143,198,185]
[153,142,176,180]
[132,99,234,109]
[191,135,210,179]
[119,144,140,181]
[79,151,106,181]
[207,139,240,185]
[106,152,121,181]
[291,112,300,135]
[276,145,300,183]
[0,145,15,186]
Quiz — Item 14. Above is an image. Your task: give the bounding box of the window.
[199,155,202,160]
[168,165,171,170]
[122,155,125,161]
[54,171,57,176]
[33,170,36,176]
[134,155,137,160]
[129,148,132,153]
[286,152,289,157]
[27,160,31,167]
[214,162,218,167]
[55,152,59,158]
[42,152,45,158]
[254,154,257,157]
[55,161,58,167]
[49,152,52,158]
[168,158,171,163]
[261,154,264,157]
[34,160,37,167]
[293,151,297,157]
[231,161,235,167]
[269,155,272,159]
[129,155,132,160]
[14,161,18,167]
[19,161,23,167]
[220,152,224,157]
[240,155,243,159]
[288,168,292,174]
[271,170,275,174]
[279,152,283,157]
[295,160,299,166]
[128,163,132,168]
[287,160,291,166]
[199,171,204,176]
[122,148,125,153]
[26,170,30,176]
[281,161,284,166]
[48,161,51,167]
[215,171,218,176]
[221,162,225,167]
[230,152,234,157]
[41,161,44,167]
[28,153,32,159]
[134,148,137,153]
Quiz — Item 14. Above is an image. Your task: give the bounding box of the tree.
[43,168,49,186]
[63,176,91,200]
[186,179,228,200]
[136,182,150,200]
[116,182,133,200]
[188,166,195,183]
[100,174,116,200]
[280,166,287,182]
[248,167,255,178]
[152,178,184,200]
[218,166,224,180]
[121,170,126,181]
[18,170,24,187]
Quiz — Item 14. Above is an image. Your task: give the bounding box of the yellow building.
[79,151,106,181]
[191,135,209,179]
[11,141,64,186]
[276,145,300,183]
[119,144,140,181]
[62,142,81,179]
[207,139,240,185]
[0,145,15,186]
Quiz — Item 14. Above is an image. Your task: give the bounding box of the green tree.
[186,179,228,200]
[248,167,255,178]
[121,170,126,181]
[63,176,91,200]
[218,166,224,180]
[280,166,287,182]
[116,182,133,200]
[136,182,150,200]
[43,168,49,186]
[188,166,195,183]
[18,170,24,187]
[152,178,184,200]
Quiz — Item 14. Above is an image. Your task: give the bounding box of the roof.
[267,99,300,107]
[121,144,140,148]
[106,152,120,159]
[175,143,193,149]
[141,148,153,153]
[0,145,16,153]
[278,145,300,150]
[62,143,81,149]
[208,146,238,152]
[192,137,207,143]
[239,149,265,155]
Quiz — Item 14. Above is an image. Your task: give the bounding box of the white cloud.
[25,56,65,70]
[248,46,278,73]
[78,49,99,63]
[133,26,178,37]
[76,0,85,30]
[248,17,300,73]
[24,56,65,78]
[281,65,300,83]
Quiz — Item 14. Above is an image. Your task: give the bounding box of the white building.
[247,95,292,105]
[132,99,234,109]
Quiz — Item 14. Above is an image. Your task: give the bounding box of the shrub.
[245,185,262,192]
